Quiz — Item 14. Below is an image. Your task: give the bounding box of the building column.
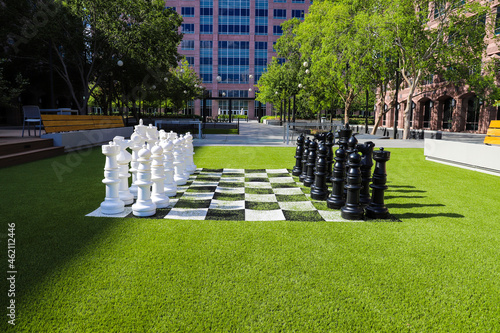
[452,98,465,132]
[479,104,496,134]
[431,100,443,130]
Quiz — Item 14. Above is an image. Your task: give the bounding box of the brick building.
[377,1,500,134]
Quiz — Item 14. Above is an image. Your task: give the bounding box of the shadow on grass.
[386,189,427,193]
[386,203,445,209]
[386,195,427,199]
[394,212,465,219]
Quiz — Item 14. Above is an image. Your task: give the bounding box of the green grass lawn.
[0,146,499,332]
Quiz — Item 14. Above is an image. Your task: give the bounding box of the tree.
[7,0,183,115]
[383,0,493,139]
[296,0,381,125]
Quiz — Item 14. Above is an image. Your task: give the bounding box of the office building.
[165,0,311,119]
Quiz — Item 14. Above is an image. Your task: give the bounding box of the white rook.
[100,141,125,215]
[132,145,156,217]
[151,142,170,208]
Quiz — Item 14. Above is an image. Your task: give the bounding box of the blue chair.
[22,105,42,137]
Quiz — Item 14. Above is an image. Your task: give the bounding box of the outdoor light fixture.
[151,85,156,90]
[303,61,308,68]
[222,92,226,97]
[183,90,187,94]
[216,75,222,82]
[298,83,303,89]
[164,77,168,82]
[249,88,252,92]
[305,69,310,74]
[117,60,123,67]
[249,74,253,80]
[275,91,278,95]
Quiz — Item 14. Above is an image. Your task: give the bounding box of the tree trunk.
[402,70,420,140]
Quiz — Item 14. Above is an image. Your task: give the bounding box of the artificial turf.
[0,146,499,332]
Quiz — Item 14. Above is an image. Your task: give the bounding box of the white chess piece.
[184,132,196,174]
[161,139,177,197]
[128,132,143,199]
[146,123,159,149]
[151,142,170,208]
[114,136,134,205]
[135,119,148,143]
[100,141,125,215]
[173,136,188,185]
[180,135,191,180]
[132,145,156,217]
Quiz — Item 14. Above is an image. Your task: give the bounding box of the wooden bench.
[41,115,124,134]
[484,120,500,145]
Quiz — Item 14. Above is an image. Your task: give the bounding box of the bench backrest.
[41,115,124,134]
[484,120,500,145]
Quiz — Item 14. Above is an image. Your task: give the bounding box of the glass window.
[273,9,286,19]
[292,10,304,19]
[217,41,250,84]
[200,0,213,35]
[274,0,286,2]
[218,0,250,35]
[181,24,195,34]
[185,57,195,66]
[181,7,195,17]
[180,40,195,50]
[496,7,500,35]
[273,25,283,35]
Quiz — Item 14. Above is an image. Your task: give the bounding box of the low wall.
[42,127,134,151]
[424,139,500,176]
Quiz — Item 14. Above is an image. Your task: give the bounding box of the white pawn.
[151,142,170,208]
[132,145,156,217]
[161,139,177,197]
[114,136,134,205]
[128,132,143,199]
[173,137,188,185]
[184,132,196,174]
[100,141,125,215]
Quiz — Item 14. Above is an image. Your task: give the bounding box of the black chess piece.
[303,140,317,187]
[325,132,334,181]
[326,147,347,209]
[311,143,328,200]
[299,137,310,182]
[357,141,375,206]
[338,125,352,151]
[365,148,391,219]
[341,150,364,220]
[292,134,305,176]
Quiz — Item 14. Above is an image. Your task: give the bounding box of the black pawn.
[292,134,305,176]
[365,148,391,219]
[357,141,375,206]
[299,137,310,182]
[326,147,347,209]
[325,132,334,181]
[341,150,364,220]
[303,140,317,187]
[311,143,328,200]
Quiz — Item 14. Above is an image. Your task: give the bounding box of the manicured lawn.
[0,146,499,332]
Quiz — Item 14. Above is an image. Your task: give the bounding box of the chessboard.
[87,168,384,222]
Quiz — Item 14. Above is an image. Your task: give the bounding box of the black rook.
[341,150,364,220]
[365,148,391,219]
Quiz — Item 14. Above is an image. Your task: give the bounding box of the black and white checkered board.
[87,168,366,222]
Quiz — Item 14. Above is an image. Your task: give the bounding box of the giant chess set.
[87,121,396,222]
